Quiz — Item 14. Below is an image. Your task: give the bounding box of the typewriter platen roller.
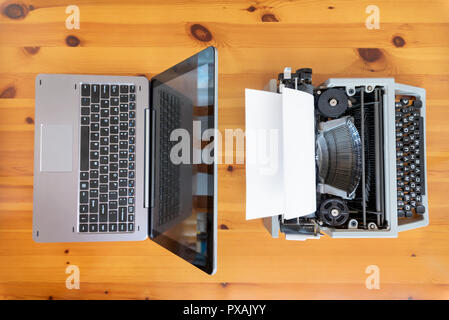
[262,68,429,240]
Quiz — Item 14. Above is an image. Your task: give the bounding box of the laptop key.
[109,182,118,190]
[120,85,128,93]
[80,205,88,213]
[91,84,100,103]
[100,175,108,183]
[100,118,109,127]
[81,98,90,106]
[91,132,99,141]
[120,122,128,131]
[81,116,89,125]
[99,223,108,232]
[91,104,100,113]
[100,109,109,117]
[89,199,98,213]
[120,104,128,112]
[120,95,128,103]
[99,204,108,221]
[101,99,109,108]
[128,223,134,232]
[81,84,90,96]
[109,192,118,200]
[119,150,128,159]
[89,214,98,222]
[80,191,88,203]
[100,128,109,136]
[119,223,127,232]
[109,211,117,222]
[99,194,108,202]
[90,123,99,131]
[79,224,88,232]
[80,181,88,190]
[120,132,128,140]
[80,172,89,180]
[119,160,128,168]
[90,141,99,150]
[109,223,117,232]
[110,126,119,135]
[100,146,108,155]
[90,151,99,160]
[111,85,119,96]
[119,169,127,177]
[79,214,88,223]
[90,170,99,179]
[90,179,98,189]
[119,207,127,221]
[101,85,109,99]
[111,97,119,106]
[89,224,98,232]
[90,189,98,198]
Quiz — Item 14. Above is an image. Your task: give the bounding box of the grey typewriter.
[246,68,428,240]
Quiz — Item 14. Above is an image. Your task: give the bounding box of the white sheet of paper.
[245,88,316,220]
[245,89,284,220]
[282,88,316,219]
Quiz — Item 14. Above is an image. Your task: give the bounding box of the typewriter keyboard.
[78,83,136,233]
[395,97,426,218]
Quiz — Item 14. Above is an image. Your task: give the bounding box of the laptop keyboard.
[158,90,181,226]
[78,83,136,233]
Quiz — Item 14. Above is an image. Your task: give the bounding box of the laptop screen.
[150,47,217,274]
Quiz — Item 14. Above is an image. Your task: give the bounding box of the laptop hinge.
[150,109,156,208]
[144,108,150,208]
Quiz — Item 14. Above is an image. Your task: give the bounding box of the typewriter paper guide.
[245,88,316,220]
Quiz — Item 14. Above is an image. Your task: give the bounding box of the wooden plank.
[1,22,449,48]
[1,47,449,75]
[1,0,448,24]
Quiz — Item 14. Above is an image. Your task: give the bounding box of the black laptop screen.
[150,47,216,274]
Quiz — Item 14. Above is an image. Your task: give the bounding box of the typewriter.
[245,68,428,240]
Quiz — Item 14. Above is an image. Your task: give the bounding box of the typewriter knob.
[316,88,349,118]
[318,198,349,227]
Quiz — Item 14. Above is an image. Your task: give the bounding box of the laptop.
[32,47,218,275]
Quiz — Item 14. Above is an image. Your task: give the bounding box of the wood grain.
[1,0,449,300]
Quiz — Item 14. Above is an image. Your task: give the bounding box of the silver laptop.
[33,47,218,274]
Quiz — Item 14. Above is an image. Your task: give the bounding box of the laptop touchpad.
[40,124,73,172]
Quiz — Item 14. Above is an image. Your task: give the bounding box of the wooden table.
[0,0,448,300]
